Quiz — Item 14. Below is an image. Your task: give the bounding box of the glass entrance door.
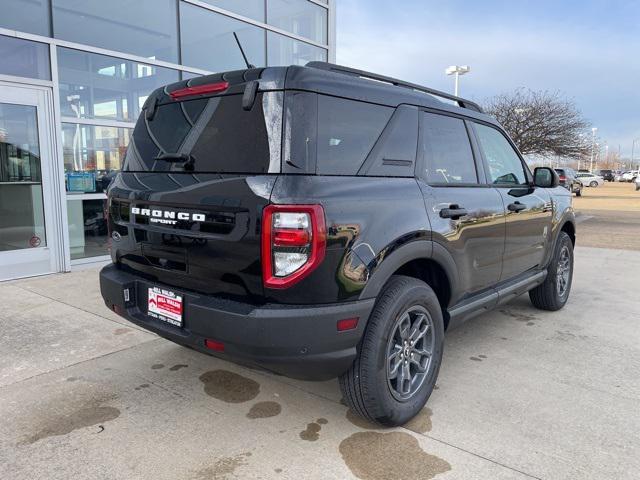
[0,83,61,280]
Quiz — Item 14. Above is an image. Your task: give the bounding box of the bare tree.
[483,89,591,159]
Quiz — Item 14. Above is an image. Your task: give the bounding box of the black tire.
[529,232,574,311]
[575,188,582,197]
[339,275,444,427]
[589,181,598,187]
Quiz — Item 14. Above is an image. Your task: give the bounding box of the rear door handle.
[440,205,468,219]
[508,201,527,212]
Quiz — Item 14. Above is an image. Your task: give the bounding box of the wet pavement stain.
[317,418,328,425]
[403,407,433,434]
[21,404,120,445]
[134,383,150,391]
[113,328,132,335]
[299,422,322,441]
[66,376,79,382]
[151,364,165,370]
[246,401,281,419]
[526,321,535,326]
[194,452,252,480]
[199,370,260,403]
[339,431,451,480]
[499,309,537,323]
[169,364,189,371]
[274,468,283,473]
[346,410,381,430]
[470,356,482,362]
[478,354,487,359]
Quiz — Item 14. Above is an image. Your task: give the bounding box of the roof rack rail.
[305,61,483,113]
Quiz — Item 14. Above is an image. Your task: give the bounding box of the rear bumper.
[99,264,374,380]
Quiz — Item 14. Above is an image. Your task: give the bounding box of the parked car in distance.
[576,172,604,187]
[635,176,640,191]
[621,171,638,182]
[100,61,576,427]
[555,168,582,196]
[594,169,614,182]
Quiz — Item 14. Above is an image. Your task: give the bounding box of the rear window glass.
[316,95,392,175]
[123,92,282,174]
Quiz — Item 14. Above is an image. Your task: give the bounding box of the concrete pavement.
[1,246,639,480]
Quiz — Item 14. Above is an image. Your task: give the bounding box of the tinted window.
[57,47,179,122]
[420,112,477,184]
[316,96,392,175]
[0,35,50,80]
[0,0,50,36]
[124,92,282,174]
[180,3,265,72]
[474,123,527,185]
[52,0,179,62]
[267,31,327,66]
[200,0,265,21]
[360,106,418,177]
[268,0,327,44]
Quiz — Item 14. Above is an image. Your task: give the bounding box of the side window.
[316,95,392,175]
[474,123,528,185]
[420,112,477,184]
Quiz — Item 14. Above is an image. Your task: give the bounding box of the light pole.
[445,65,470,97]
[589,127,597,172]
[631,138,640,174]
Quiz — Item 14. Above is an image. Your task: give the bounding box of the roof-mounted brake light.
[169,81,229,100]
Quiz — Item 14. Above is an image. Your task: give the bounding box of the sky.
[336,0,640,160]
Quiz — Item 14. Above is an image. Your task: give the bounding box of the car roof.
[285,63,497,125]
[147,62,500,127]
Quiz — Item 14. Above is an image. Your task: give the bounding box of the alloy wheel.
[556,245,571,298]
[386,305,435,401]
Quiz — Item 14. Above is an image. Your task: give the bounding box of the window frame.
[415,108,488,188]
[469,120,533,188]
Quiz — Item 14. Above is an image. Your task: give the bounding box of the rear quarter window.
[316,95,392,175]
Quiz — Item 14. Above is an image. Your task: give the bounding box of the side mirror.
[534,167,559,188]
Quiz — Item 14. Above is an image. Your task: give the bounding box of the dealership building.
[0,0,335,281]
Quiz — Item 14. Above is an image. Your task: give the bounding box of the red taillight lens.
[169,81,229,100]
[559,175,566,182]
[262,204,326,289]
[273,229,310,247]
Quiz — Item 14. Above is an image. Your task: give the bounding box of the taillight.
[169,81,229,100]
[262,204,326,289]
[559,175,566,182]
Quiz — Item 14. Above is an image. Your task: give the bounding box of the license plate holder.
[147,286,183,327]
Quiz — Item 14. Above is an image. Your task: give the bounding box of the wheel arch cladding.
[561,220,576,246]
[359,240,455,330]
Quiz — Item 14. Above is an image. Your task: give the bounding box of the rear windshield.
[123,92,282,174]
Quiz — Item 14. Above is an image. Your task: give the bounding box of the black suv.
[594,169,614,182]
[555,168,582,196]
[100,63,576,426]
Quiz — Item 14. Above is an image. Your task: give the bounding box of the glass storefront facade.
[0,0,334,278]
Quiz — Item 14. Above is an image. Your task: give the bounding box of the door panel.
[471,122,553,281]
[420,185,506,299]
[417,111,506,304]
[497,187,553,280]
[0,84,60,281]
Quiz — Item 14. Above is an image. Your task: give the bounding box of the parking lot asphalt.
[574,182,640,251]
[1,245,639,480]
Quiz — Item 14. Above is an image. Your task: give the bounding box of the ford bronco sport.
[100,62,576,426]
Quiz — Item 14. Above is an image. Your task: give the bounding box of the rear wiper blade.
[154,153,196,171]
